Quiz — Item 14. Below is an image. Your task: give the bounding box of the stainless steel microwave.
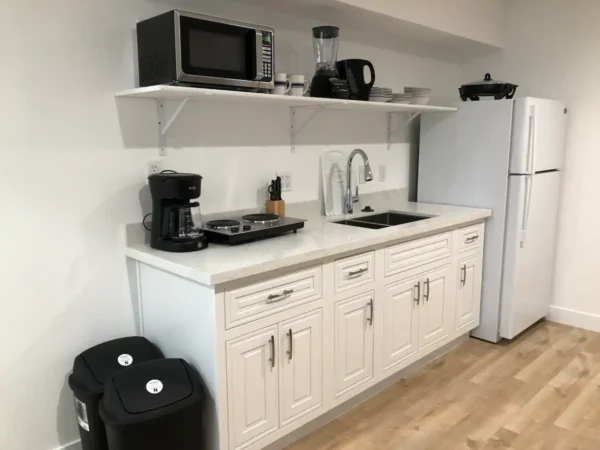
[136,10,274,90]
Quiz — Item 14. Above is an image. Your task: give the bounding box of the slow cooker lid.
[462,73,508,86]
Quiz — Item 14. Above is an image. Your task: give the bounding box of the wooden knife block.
[266,200,285,216]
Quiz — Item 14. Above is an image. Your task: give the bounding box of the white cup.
[288,75,310,96]
[272,73,291,96]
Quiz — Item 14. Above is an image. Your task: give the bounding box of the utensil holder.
[266,200,285,216]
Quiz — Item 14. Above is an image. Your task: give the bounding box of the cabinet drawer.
[385,233,452,278]
[225,266,322,329]
[458,224,484,253]
[334,251,375,294]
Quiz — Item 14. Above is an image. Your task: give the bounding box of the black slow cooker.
[459,73,518,101]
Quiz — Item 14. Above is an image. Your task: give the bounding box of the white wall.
[0,1,461,449]
[339,0,505,47]
[461,0,600,330]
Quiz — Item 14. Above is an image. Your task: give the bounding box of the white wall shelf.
[116,85,457,154]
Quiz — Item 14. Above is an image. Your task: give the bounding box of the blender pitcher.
[310,26,348,98]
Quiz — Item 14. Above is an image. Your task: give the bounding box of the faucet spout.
[346,149,373,214]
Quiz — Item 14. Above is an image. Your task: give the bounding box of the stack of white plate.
[369,87,393,103]
[404,87,431,105]
[391,93,412,104]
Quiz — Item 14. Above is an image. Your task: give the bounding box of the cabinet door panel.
[420,263,454,351]
[383,277,420,371]
[279,310,323,426]
[334,292,374,397]
[456,254,482,332]
[227,327,278,450]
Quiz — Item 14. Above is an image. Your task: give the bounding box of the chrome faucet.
[346,149,373,214]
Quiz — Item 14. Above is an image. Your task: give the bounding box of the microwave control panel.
[261,32,274,81]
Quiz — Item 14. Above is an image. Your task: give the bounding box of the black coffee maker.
[147,172,208,252]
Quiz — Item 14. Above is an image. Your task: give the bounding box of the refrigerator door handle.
[519,175,534,248]
[526,105,536,174]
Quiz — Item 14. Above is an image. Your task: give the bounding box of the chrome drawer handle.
[466,235,479,243]
[414,282,420,305]
[287,329,293,361]
[346,267,368,279]
[424,278,430,302]
[266,289,294,304]
[461,265,467,287]
[269,335,275,368]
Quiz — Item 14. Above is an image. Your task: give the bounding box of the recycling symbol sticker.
[146,379,164,394]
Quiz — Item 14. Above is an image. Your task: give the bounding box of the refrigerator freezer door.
[419,100,513,343]
[510,98,567,174]
[500,171,561,339]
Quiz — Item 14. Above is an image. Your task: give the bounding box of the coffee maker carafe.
[147,172,208,252]
[310,26,349,99]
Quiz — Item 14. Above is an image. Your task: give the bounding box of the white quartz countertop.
[126,202,491,286]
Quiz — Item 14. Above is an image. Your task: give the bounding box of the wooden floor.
[286,322,600,450]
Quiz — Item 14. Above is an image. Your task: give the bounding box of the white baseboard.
[53,439,81,450]
[548,305,600,333]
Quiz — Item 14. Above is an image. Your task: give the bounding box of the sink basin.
[355,212,432,226]
[334,211,433,229]
[333,220,388,230]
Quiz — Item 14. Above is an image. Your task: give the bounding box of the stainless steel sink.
[333,220,389,230]
[334,211,434,229]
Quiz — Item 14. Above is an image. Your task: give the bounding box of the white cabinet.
[455,254,483,332]
[382,261,454,374]
[419,263,454,351]
[334,292,375,397]
[279,311,323,426]
[137,221,486,450]
[226,311,323,450]
[226,327,279,450]
[382,277,420,371]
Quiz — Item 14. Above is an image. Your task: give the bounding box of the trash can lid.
[105,359,194,416]
[69,336,164,394]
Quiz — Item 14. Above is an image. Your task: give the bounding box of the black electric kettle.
[336,59,376,101]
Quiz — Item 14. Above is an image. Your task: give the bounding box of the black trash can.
[68,337,164,450]
[99,358,204,450]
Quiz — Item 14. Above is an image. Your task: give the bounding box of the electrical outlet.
[379,164,387,182]
[277,172,292,192]
[359,165,366,184]
[148,161,163,176]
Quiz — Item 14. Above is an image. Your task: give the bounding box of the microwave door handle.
[255,30,264,80]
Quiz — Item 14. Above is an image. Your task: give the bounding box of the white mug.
[288,74,310,96]
[272,73,291,96]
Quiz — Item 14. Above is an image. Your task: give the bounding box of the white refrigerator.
[418,98,567,343]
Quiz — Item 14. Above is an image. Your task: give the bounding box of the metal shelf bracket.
[156,98,190,156]
[290,105,329,153]
[387,112,422,150]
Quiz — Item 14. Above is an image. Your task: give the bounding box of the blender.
[310,26,350,99]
